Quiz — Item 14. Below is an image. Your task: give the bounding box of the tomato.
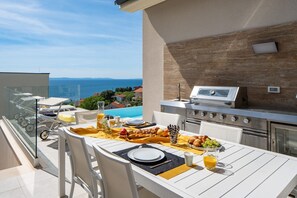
[120,128,127,135]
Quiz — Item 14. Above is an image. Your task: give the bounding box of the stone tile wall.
[164,21,297,111]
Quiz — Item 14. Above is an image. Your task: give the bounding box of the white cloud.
[0,0,142,78]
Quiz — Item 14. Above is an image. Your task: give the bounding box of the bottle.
[97,101,105,130]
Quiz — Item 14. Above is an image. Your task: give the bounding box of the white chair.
[63,128,103,198]
[152,111,182,127]
[199,121,243,143]
[75,110,98,124]
[92,144,140,198]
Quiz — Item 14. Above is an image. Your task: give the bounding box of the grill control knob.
[219,114,225,120]
[200,111,206,117]
[243,118,250,124]
[231,116,238,122]
[192,110,198,116]
[209,113,216,119]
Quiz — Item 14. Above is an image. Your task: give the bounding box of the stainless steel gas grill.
[185,86,269,150]
[189,86,248,108]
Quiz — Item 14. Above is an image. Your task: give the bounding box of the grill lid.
[190,86,248,108]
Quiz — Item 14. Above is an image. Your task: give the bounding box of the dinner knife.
[150,159,172,169]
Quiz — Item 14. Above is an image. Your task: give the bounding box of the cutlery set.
[167,124,180,144]
[149,159,172,169]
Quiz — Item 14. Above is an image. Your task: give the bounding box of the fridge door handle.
[271,137,275,152]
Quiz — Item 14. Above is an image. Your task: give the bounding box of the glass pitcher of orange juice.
[97,101,105,130]
[203,148,218,170]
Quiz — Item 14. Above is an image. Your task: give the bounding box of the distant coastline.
[49,78,143,101]
[50,77,142,80]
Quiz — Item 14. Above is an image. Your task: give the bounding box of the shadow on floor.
[46,139,69,152]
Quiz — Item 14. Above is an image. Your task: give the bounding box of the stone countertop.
[160,100,297,125]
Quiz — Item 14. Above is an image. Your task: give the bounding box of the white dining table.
[58,123,297,198]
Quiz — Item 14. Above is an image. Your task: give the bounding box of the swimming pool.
[105,106,143,119]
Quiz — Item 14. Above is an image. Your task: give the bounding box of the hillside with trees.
[79,86,142,110]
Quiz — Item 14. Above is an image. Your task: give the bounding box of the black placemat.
[123,122,156,129]
[113,144,184,175]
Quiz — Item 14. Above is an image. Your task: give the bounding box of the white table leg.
[58,134,66,197]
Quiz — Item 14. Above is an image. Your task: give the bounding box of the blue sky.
[0,0,142,78]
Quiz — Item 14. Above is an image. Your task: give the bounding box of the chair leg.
[93,183,99,198]
[93,191,98,198]
[69,176,75,198]
[98,179,104,198]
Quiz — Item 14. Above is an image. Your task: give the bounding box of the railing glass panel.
[3,85,79,159]
[5,88,39,158]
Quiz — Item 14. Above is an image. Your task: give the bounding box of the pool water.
[105,106,143,119]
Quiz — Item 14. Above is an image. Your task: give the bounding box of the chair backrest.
[92,144,139,198]
[75,110,97,124]
[63,128,97,192]
[199,121,243,143]
[152,111,182,127]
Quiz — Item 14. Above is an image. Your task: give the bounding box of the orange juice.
[203,155,217,170]
[97,113,105,129]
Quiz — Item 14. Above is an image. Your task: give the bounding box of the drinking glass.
[97,101,105,130]
[203,148,218,170]
[114,116,122,128]
[108,119,116,128]
[169,133,179,145]
[184,152,194,166]
[168,125,180,145]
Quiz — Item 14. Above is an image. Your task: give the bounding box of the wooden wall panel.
[164,21,297,111]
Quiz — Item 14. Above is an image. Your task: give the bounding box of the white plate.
[126,119,145,125]
[128,148,165,163]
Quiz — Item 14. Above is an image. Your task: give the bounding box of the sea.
[49,78,142,101]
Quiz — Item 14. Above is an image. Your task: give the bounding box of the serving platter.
[126,119,145,126]
[187,135,221,151]
[188,144,222,152]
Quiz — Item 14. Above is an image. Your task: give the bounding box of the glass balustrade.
[4,88,39,158]
[3,84,80,159]
[2,84,142,161]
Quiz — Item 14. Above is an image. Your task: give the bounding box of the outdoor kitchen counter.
[160,100,297,124]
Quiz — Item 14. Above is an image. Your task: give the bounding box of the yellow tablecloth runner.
[71,126,203,179]
[161,134,204,155]
[71,126,122,140]
[159,164,197,180]
[70,126,170,143]
[70,126,204,155]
